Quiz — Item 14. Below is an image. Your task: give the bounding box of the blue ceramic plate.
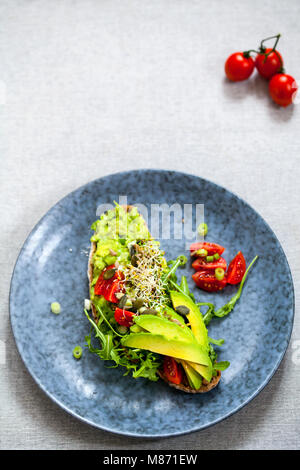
[10,170,294,437]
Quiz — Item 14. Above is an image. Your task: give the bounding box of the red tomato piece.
[94,265,124,303]
[190,242,225,256]
[269,74,298,107]
[114,307,135,327]
[163,356,183,385]
[192,256,227,272]
[94,278,104,296]
[225,52,255,82]
[94,264,115,295]
[192,270,227,292]
[106,281,123,303]
[226,251,246,285]
[255,48,283,80]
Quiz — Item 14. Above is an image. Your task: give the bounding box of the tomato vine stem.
[260,33,281,52]
[259,33,284,71]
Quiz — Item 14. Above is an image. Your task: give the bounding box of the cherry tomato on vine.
[225,52,255,82]
[163,356,183,385]
[269,74,298,107]
[255,48,283,80]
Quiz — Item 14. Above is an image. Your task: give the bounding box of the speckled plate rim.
[9,169,295,438]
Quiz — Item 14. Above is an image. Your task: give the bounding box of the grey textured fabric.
[0,0,299,450]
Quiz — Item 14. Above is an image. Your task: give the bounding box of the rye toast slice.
[87,205,221,393]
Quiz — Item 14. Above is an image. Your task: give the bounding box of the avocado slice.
[180,361,202,390]
[170,291,208,348]
[134,315,194,342]
[121,333,211,366]
[186,360,213,383]
[130,324,143,333]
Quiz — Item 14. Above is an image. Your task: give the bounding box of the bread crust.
[87,205,221,393]
[87,240,97,321]
[157,369,221,393]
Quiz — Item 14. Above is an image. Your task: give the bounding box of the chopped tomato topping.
[163,356,183,385]
[94,265,124,303]
[114,307,135,327]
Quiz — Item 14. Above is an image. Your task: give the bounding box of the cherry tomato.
[114,307,135,327]
[255,48,283,79]
[269,73,298,107]
[192,270,227,292]
[94,265,124,303]
[163,356,183,385]
[225,52,255,82]
[226,251,246,285]
[192,256,227,272]
[190,242,225,256]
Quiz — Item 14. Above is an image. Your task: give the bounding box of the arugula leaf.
[84,309,161,381]
[169,278,195,302]
[203,255,258,325]
[214,255,258,318]
[214,361,230,371]
[95,305,123,337]
[208,337,225,346]
[208,344,218,364]
[164,255,187,281]
[180,275,189,295]
[84,309,108,350]
[198,302,215,325]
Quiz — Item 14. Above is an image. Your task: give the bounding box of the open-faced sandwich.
[85,203,257,393]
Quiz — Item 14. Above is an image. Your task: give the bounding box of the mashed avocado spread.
[90,205,151,306]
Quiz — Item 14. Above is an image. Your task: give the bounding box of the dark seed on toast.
[132,298,144,311]
[140,308,158,315]
[175,305,190,316]
[103,268,116,280]
[118,294,128,309]
[131,254,139,267]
